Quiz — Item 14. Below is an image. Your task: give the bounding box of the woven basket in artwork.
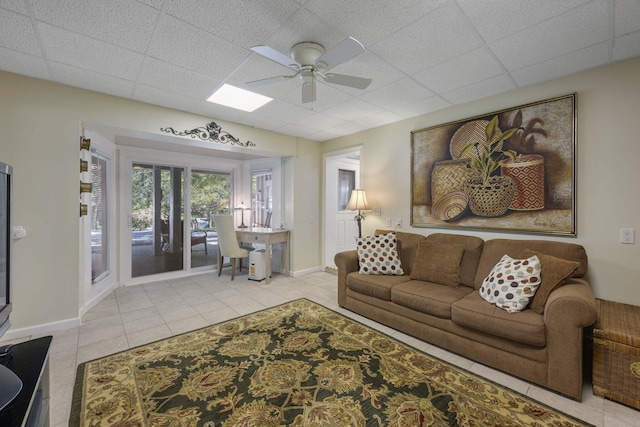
[501,154,545,211]
[463,176,515,217]
[431,159,477,207]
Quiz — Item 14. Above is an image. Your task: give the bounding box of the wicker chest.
[592,299,640,409]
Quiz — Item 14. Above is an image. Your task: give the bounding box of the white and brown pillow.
[479,254,541,313]
[356,232,404,275]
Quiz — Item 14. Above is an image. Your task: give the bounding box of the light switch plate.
[620,228,635,244]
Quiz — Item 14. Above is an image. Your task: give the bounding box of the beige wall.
[0,72,320,331]
[323,56,640,306]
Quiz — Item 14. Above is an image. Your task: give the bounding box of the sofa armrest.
[335,250,359,307]
[543,278,597,399]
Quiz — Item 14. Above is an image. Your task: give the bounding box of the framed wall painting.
[411,93,576,236]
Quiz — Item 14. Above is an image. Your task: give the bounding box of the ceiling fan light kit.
[247,37,372,103]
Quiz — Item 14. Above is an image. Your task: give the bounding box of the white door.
[324,150,361,270]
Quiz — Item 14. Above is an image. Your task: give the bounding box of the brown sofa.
[335,230,597,401]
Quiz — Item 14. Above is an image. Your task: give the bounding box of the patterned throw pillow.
[356,232,404,275]
[479,254,541,313]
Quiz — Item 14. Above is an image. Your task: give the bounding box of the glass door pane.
[190,169,231,268]
[91,152,109,283]
[131,163,184,277]
[251,172,272,227]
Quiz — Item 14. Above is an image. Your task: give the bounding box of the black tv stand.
[0,336,51,427]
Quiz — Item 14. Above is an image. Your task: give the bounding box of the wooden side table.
[592,299,640,409]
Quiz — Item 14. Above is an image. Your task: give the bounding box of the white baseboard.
[3,316,81,342]
[290,266,322,277]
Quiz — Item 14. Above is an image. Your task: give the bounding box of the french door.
[130,163,185,278]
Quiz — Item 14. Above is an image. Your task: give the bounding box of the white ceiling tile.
[49,61,135,98]
[304,130,341,141]
[391,96,451,119]
[0,47,49,80]
[325,121,368,136]
[136,0,164,10]
[0,9,41,55]
[370,2,481,75]
[324,51,405,94]
[252,99,315,122]
[138,57,220,99]
[613,30,640,61]
[165,0,299,47]
[490,1,609,71]
[413,48,504,93]
[132,84,200,112]
[306,0,448,46]
[442,74,516,105]
[39,24,144,80]
[227,54,301,99]
[277,123,319,138]
[191,101,249,124]
[293,112,348,131]
[148,15,250,80]
[511,42,609,87]
[260,8,345,54]
[359,78,433,109]
[30,0,159,53]
[457,0,591,43]
[323,98,385,122]
[238,114,288,132]
[354,110,404,128]
[615,0,640,37]
[0,0,27,15]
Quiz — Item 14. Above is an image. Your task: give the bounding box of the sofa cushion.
[520,249,581,315]
[392,280,473,319]
[426,233,484,287]
[479,254,541,313]
[356,232,404,275]
[474,239,588,289]
[346,271,410,301]
[451,292,546,347]
[409,240,465,287]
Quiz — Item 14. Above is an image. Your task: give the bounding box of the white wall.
[0,71,321,333]
[323,57,640,306]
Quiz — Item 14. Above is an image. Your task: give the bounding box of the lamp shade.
[234,201,249,210]
[346,189,371,211]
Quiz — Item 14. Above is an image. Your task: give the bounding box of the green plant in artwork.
[460,116,521,186]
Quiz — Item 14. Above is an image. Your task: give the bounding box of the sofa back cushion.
[473,239,588,289]
[374,229,426,275]
[409,240,465,287]
[427,233,484,287]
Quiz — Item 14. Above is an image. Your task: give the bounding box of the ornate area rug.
[71,299,592,426]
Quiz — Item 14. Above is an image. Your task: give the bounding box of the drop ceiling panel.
[457,0,591,43]
[49,62,135,98]
[613,30,640,61]
[138,57,221,99]
[360,77,434,109]
[164,0,299,48]
[0,9,40,55]
[392,96,451,119]
[490,0,609,71]
[443,74,516,105]
[147,15,250,80]
[412,48,504,93]
[30,0,159,52]
[0,47,49,80]
[40,24,145,81]
[132,84,200,112]
[614,0,640,36]
[0,0,28,14]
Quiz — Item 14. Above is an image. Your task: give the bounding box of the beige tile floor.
[3,270,639,426]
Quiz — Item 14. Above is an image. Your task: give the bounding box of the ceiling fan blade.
[322,73,372,90]
[315,37,365,71]
[245,74,295,87]
[250,45,300,69]
[302,80,316,103]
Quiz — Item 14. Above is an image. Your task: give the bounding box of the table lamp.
[346,189,371,238]
[234,201,249,228]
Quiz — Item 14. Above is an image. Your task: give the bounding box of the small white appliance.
[249,249,266,281]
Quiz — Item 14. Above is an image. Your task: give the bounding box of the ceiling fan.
[246,37,372,103]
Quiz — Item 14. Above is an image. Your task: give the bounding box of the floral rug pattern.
[71,299,591,426]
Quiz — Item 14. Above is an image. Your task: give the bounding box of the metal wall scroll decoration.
[161,121,256,147]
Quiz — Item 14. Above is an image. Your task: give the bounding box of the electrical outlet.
[620,228,635,244]
[372,207,381,216]
[386,218,392,227]
[395,218,402,228]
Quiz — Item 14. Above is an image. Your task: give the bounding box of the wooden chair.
[212,215,250,280]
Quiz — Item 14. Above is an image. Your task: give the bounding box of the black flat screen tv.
[0,161,21,411]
